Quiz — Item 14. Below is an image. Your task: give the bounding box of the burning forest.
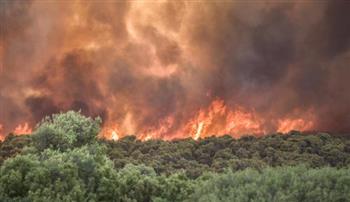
[1,1,350,201]
[1,0,350,141]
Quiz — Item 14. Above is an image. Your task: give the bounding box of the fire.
[0,124,4,141]
[277,118,314,133]
[14,123,32,135]
[193,122,204,140]
[0,101,314,142]
[139,116,175,141]
[111,131,119,141]
[100,124,121,140]
[182,99,266,140]
[144,135,153,141]
[100,99,316,141]
[101,99,261,141]
[101,99,268,141]
[0,0,348,144]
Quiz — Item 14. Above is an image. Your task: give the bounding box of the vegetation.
[32,111,101,151]
[103,132,350,178]
[188,166,350,202]
[0,111,349,201]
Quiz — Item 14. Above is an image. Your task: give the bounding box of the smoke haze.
[1,0,350,139]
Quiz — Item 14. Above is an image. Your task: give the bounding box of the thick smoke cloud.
[1,0,350,138]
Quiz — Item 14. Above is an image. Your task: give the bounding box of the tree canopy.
[32,111,101,151]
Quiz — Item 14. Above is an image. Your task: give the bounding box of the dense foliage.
[32,111,101,151]
[0,111,350,201]
[103,132,350,178]
[188,166,350,202]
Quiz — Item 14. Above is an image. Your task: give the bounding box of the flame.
[101,99,267,141]
[182,99,266,140]
[14,123,32,135]
[193,122,204,140]
[0,124,4,141]
[0,100,314,142]
[111,131,119,141]
[99,99,316,141]
[277,118,314,133]
[100,124,121,140]
[139,116,175,140]
[144,135,152,141]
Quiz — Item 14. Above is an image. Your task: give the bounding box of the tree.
[32,111,101,151]
[0,145,119,201]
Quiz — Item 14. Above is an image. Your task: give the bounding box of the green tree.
[32,111,101,151]
[0,145,119,202]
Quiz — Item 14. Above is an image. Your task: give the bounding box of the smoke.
[1,0,350,139]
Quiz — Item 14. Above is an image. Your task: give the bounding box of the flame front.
[14,123,32,135]
[0,99,314,141]
[101,99,314,141]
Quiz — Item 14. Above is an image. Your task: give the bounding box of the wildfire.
[0,100,315,142]
[101,99,315,141]
[14,123,32,135]
[182,99,266,140]
[100,124,121,140]
[0,122,33,140]
[139,116,175,141]
[193,122,204,140]
[111,131,119,141]
[277,118,314,133]
[0,124,4,141]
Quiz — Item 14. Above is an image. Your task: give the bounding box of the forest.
[1,111,350,201]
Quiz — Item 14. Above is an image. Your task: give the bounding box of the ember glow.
[1,0,350,140]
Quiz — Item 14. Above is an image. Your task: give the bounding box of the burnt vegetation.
[0,111,350,201]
